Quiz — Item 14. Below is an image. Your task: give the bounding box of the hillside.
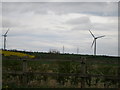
[1,50,35,59]
[1,49,119,64]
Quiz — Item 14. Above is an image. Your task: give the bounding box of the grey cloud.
[2,2,48,16]
[2,0,119,2]
[65,16,92,30]
[2,2,118,16]
[66,16,91,25]
[93,22,117,31]
[71,24,91,31]
[2,18,21,28]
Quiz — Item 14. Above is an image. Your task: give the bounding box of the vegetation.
[1,49,120,88]
[1,50,35,59]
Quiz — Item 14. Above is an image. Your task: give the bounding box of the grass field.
[2,50,120,88]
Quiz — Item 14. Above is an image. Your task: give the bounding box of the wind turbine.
[89,30,105,55]
[2,29,9,50]
[77,47,79,54]
[63,45,64,54]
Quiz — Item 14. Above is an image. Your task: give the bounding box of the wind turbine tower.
[63,45,64,54]
[89,30,105,55]
[2,29,9,50]
[77,47,79,54]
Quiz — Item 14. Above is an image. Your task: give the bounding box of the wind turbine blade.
[5,29,9,35]
[96,35,105,39]
[91,39,95,48]
[89,30,95,38]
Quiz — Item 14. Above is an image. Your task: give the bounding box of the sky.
[1,2,118,56]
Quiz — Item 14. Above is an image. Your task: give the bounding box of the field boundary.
[3,58,120,88]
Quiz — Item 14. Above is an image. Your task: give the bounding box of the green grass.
[2,50,120,88]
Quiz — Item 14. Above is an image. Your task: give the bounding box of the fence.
[3,58,120,88]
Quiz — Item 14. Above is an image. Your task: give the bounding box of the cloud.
[65,16,92,30]
[2,2,118,16]
[66,16,91,25]
[2,17,22,28]
[2,0,119,2]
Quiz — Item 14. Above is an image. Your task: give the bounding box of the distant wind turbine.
[63,45,64,54]
[2,29,9,50]
[77,47,79,54]
[89,30,105,55]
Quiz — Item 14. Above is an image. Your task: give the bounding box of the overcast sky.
[1,2,118,56]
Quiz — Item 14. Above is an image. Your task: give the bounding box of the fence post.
[23,59,28,87]
[81,57,86,88]
[118,66,120,88]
